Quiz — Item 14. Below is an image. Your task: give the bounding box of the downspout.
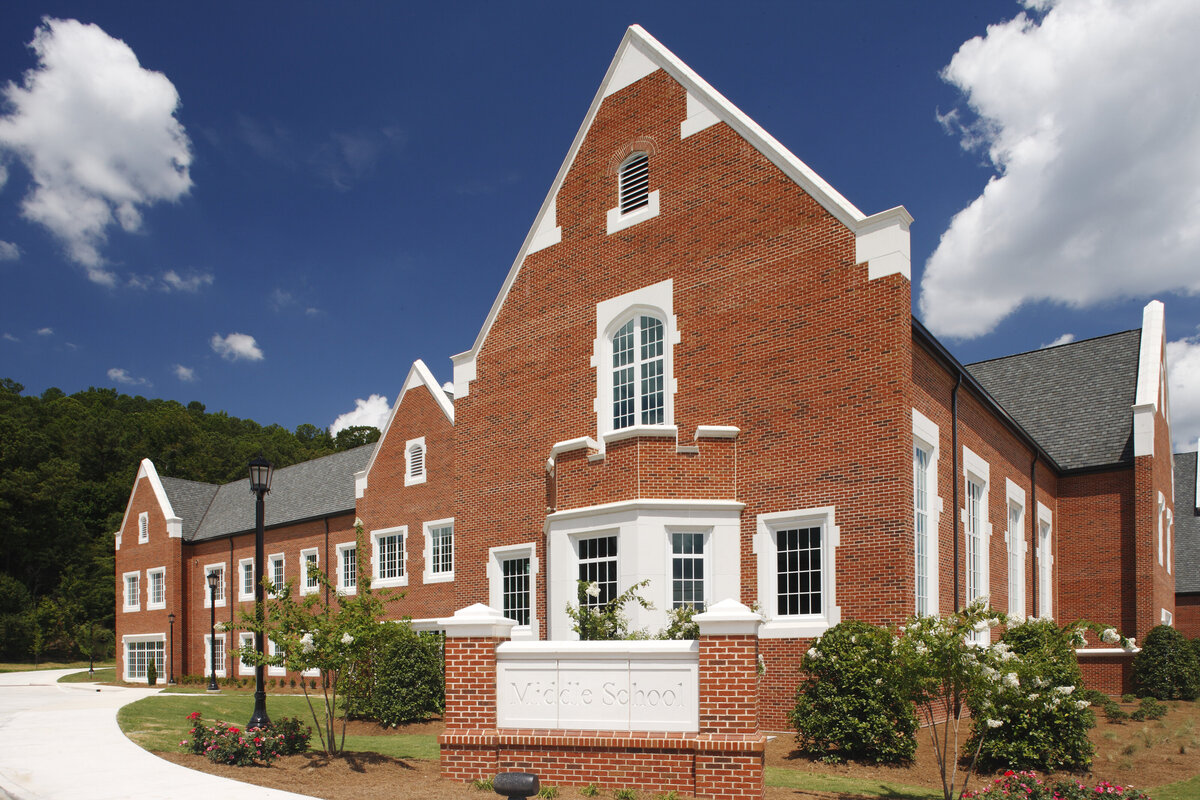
[324,518,331,606]
[1029,453,1038,616]
[952,374,963,613]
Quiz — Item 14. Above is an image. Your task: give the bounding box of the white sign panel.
[496,641,699,732]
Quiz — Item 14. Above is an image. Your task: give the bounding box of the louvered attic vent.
[619,153,649,214]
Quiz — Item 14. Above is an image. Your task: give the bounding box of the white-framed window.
[268,553,284,596]
[669,530,706,610]
[423,518,454,583]
[1158,491,1166,566]
[372,526,407,588]
[203,564,226,608]
[239,632,255,676]
[961,448,991,641]
[405,437,427,486]
[577,534,618,609]
[204,633,227,678]
[239,558,255,601]
[147,567,166,610]
[123,635,164,682]
[754,506,841,638]
[300,548,319,595]
[592,279,678,443]
[1036,502,1054,619]
[1005,479,1026,621]
[267,638,285,676]
[912,410,941,617]
[123,571,141,612]
[607,151,660,234]
[1167,509,1173,575]
[1162,608,1174,626]
[336,541,358,595]
[138,511,149,544]
[488,543,538,637]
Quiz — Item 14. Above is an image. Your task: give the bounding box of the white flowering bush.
[565,579,652,640]
[790,620,916,763]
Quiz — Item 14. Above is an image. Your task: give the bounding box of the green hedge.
[342,623,443,726]
[1133,625,1200,700]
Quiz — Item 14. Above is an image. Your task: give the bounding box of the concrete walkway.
[0,669,318,800]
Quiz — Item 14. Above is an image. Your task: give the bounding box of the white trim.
[547,498,745,523]
[1194,438,1199,511]
[961,447,991,636]
[694,425,739,440]
[138,512,149,544]
[1076,647,1140,656]
[1036,502,1054,619]
[665,527,710,611]
[1004,479,1026,621]
[122,571,141,612]
[336,541,358,595]
[267,638,285,676]
[439,603,519,639]
[238,557,255,602]
[239,632,255,676]
[912,409,941,617]
[550,437,599,459]
[606,189,660,234]
[754,506,841,639]
[602,424,677,446]
[856,206,912,281]
[1162,608,1174,626]
[423,517,455,583]
[299,548,319,595]
[448,25,910,398]
[1158,491,1167,566]
[1133,300,1165,457]
[680,91,719,139]
[488,543,539,641]
[404,436,427,486]
[529,196,562,254]
[203,563,226,608]
[358,359,453,496]
[204,633,227,678]
[371,525,409,588]
[267,553,284,597]
[147,567,166,611]
[121,633,165,683]
[117,459,183,542]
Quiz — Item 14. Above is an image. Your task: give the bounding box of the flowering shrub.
[565,579,652,640]
[180,711,310,766]
[1133,624,1200,700]
[790,620,916,764]
[964,770,1151,800]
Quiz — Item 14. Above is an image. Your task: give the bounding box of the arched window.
[618,152,649,214]
[611,314,664,430]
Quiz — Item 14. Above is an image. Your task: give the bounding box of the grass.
[765,767,941,799]
[0,660,110,673]
[1153,774,1200,800]
[58,667,115,683]
[117,693,438,759]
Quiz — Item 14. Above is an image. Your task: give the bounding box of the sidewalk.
[0,669,318,800]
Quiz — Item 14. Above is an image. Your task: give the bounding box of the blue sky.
[1,1,1198,450]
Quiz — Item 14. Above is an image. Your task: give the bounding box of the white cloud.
[0,18,192,283]
[1168,333,1200,453]
[1041,333,1075,349]
[173,364,196,382]
[210,332,264,362]
[107,367,149,387]
[0,241,19,261]
[36,327,52,336]
[329,394,391,436]
[161,269,213,293]
[2,333,18,342]
[920,0,1200,338]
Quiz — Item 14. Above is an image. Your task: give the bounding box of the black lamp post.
[247,456,274,731]
[167,613,176,685]
[206,570,219,692]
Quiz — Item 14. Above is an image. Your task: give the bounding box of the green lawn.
[58,667,115,683]
[765,767,940,799]
[0,660,111,673]
[117,693,438,759]
[1151,775,1200,800]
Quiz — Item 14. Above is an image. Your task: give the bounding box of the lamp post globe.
[247,456,274,731]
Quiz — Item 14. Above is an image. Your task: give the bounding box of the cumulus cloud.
[3,333,18,342]
[36,327,52,336]
[920,0,1200,338]
[0,18,192,283]
[0,241,19,261]
[1041,333,1075,349]
[1167,332,1200,453]
[173,364,196,382]
[329,393,391,436]
[210,332,263,362]
[107,367,149,387]
[161,269,213,293]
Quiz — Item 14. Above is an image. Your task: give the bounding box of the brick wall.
[1176,593,1200,638]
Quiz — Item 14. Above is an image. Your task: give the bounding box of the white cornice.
[361,359,453,492]
[547,497,745,523]
[117,458,176,540]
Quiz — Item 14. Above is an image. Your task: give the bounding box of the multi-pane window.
[1007,502,1025,619]
[430,524,453,576]
[242,561,255,598]
[377,533,405,580]
[612,315,664,430]
[1038,519,1053,618]
[149,568,165,607]
[913,445,931,616]
[302,550,319,593]
[270,555,284,594]
[502,557,531,625]
[205,634,226,677]
[341,546,357,591]
[205,566,225,605]
[124,573,140,610]
[776,526,822,616]
[239,632,255,675]
[671,532,705,609]
[965,480,984,605]
[125,639,163,680]
[618,152,649,213]
[578,535,618,608]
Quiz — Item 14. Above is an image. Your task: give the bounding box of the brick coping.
[440,729,765,754]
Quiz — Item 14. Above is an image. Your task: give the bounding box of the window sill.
[606,190,660,234]
[404,474,427,487]
[147,602,166,611]
[337,585,358,596]
[373,576,408,589]
[123,605,140,613]
[423,572,454,584]
[602,424,677,446]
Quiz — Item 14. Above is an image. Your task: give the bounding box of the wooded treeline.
[0,378,379,662]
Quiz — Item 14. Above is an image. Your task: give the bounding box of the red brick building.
[115,26,1178,728]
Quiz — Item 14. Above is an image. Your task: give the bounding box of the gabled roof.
[117,458,179,539]
[159,477,218,540]
[187,443,375,542]
[360,360,452,488]
[967,330,1141,471]
[1175,450,1200,593]
[451,25,911,397]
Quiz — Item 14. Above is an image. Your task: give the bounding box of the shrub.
[1103,699,1129,723]
[271,716,312,755]
[342,623,444,725]
[581,784,600,797]
[964,770,1152,800]
[968,618,1095,773]
[180,711,309,766]
[790,620,916,764]
[1133,624,1200,700]
[146,658,157,686]
[657,606,699,640]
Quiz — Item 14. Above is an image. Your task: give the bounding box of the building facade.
[115,26,1178,730]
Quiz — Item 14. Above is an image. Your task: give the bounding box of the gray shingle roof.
[159,477,219,540]
[1175,451,1200,593]
[180,444,376,542]
[966,330,1141,471]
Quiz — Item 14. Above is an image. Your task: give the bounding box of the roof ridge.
[966,328,1140,367]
